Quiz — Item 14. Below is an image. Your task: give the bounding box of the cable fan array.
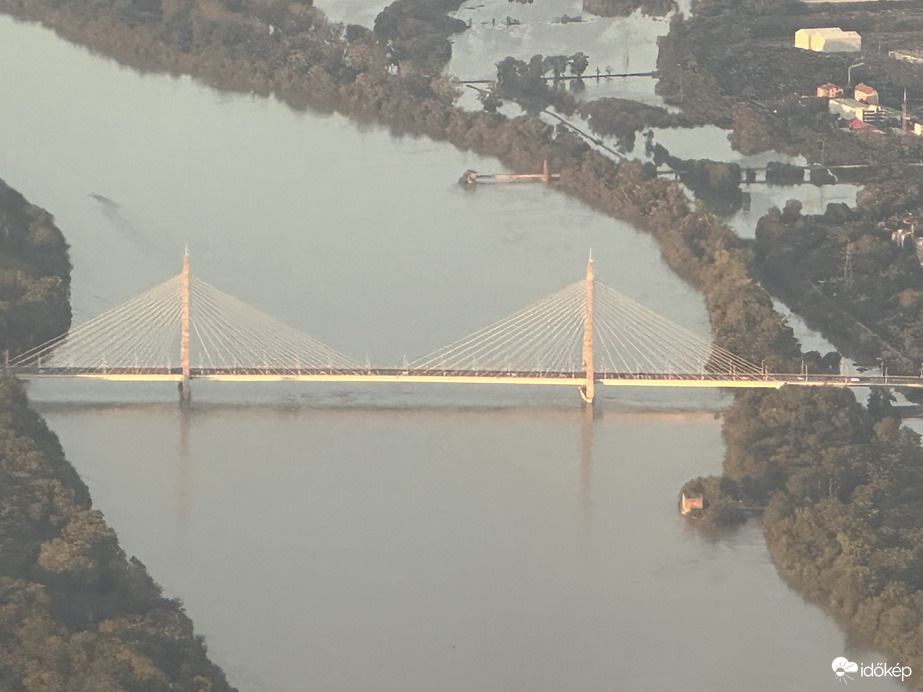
[411,281,588,374]
[592,283,761,376]
[10,266,761,380]
[11,274,360,374]
[412,280,762,377]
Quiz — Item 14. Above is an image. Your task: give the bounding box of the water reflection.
[730,183,859,239]
[580,404,594,521]
[39,397,907,691]
[176,406,193,539]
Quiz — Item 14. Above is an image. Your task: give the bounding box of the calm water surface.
[0,14,904,692]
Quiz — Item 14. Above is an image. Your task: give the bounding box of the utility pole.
[848,61,865,87]
[581,252,595,405]
[903,88,908,134]
[844,242,853,287]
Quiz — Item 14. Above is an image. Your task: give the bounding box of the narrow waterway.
[0,13,905,691]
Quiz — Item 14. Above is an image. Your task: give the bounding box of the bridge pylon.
[580,252,595,405]
[180,249,191,404]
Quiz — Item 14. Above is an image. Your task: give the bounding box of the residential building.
[817,82,843,98]
[853,83,878,104]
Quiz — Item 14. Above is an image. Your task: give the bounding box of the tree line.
[685,386,923,689]
[0,178,235,690]
[0,178,71,358]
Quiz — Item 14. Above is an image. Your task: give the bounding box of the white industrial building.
[794,28,862,53]
[828,97,881,122]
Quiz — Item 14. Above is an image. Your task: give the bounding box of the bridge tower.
[580,252,595,404]
[180,249,191,404]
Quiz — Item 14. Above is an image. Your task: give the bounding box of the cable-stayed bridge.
[8,254,919,403]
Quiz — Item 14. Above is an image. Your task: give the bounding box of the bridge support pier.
[579,385,596,409]
[179,377,191,405]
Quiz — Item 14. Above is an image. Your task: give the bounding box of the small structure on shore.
[459,160,560,185]
[680,492,704,515]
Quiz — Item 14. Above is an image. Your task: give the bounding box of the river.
[0,12,906,692]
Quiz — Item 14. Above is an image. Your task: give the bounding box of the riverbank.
[0,377,236,692]
[643,11,923,673]
[686,386,923,689]
[0,177,70,355]
[0,179,235,691]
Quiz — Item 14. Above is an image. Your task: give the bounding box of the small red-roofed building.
[853,83,878,104]
[680,493,704,515]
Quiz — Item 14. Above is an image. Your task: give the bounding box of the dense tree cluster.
[692,386,923,688]
[754,189,923,373]
[579,98,701,151]
[650,144,744,214]
[374,0,466,77]
[491,54,587,116]
[0,178,71,358]
[641,0,923,676]
[0,378,236,691]
[0,175,233,689]
[582,0,675,18]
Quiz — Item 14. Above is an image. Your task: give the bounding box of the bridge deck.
[12,368,922,389]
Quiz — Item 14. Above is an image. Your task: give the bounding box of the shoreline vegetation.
[0,181,235,690]
[0,181,233,692]
[0,381,237,692]
[684,386,923,683]
[0,178,71,356]
[656,1,923,684]
[2,0,923,687]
